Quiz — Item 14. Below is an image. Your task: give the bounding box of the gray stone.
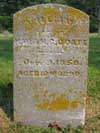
[13,4,89,127]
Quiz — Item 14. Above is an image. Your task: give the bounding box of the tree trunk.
[98,11,100,36]
[98,20,100,36]
[82,0,86,4]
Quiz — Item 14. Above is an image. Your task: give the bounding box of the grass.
[0,36,13,87]
[88,35,100,101]
[0,35,13,119]
[0,34,100,132]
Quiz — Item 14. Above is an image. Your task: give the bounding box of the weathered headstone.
[13,4,89,127]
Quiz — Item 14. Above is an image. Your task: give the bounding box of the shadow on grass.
[0,37,13,120]
[89,36,100,69]
[0,38,13,61]
[0,83,14,120]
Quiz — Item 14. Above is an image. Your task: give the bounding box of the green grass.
[0,34,100,132]
[88,36,100,101]
[0,37,13,87]
[0,35,13,118]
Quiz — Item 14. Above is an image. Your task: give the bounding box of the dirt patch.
[85,99,100,131]
[0,108,11,130]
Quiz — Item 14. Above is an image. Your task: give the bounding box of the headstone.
[13,4,89,127]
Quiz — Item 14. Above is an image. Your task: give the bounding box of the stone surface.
[13,4,89,127]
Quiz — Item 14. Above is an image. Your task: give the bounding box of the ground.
[0,33,100,132]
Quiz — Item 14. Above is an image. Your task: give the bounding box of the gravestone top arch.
[13,4,89,127]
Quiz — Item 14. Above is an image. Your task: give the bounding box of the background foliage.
[0,0,100,33]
